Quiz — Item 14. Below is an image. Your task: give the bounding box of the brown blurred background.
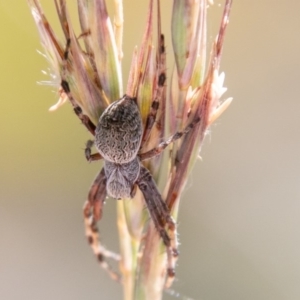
[1,1,300,299]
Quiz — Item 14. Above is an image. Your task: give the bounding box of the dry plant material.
[29,0,233,299]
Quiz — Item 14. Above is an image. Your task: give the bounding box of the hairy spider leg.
[60,38,121,280]
[137,116,201,286]
[85,140,103,162]
[137,166,179,287]
[141,34,166,144]
[61,38,96,136]
[83,168,121,281]
[139,116,201,161]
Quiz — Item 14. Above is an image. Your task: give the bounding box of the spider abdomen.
[95,95,143,164]
[104,158,140,199]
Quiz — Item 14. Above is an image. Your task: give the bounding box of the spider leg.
[139,116,201,161]
[85,140,103,162]
[141,34,166,144]
[61,38,96,136]
[83,168,121,281]
[137,165,178,287]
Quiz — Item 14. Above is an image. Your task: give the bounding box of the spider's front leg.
[83,168,121,281]
[136,165,179,288]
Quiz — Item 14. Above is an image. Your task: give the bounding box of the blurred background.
[1,1,300,299]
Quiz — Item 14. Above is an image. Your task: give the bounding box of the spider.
[60,37,200,284]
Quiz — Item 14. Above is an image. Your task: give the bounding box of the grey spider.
[60,38,200,283]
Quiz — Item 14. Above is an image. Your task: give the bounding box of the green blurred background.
[1,1,300,299]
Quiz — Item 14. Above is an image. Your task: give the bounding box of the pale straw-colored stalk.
[28,0,232,299]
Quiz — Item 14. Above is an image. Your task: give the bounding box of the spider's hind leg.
[139,116,201,161]
[61,38,96,136]
[84,168,121,281]
[141,34,167,145]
